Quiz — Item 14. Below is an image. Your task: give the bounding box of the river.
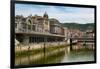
[15,44,95,66]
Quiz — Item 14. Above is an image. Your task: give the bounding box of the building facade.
[49,18,64,35]
[15,12,65,44]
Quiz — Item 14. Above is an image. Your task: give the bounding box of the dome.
[49,18,60,25]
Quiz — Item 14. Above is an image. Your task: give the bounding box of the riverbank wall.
[15,41,67,52]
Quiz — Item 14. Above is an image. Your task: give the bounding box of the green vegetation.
[62,23,94,31]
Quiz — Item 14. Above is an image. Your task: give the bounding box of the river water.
[15,45,95,66]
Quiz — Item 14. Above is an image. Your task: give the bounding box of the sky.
[15,3,95,24]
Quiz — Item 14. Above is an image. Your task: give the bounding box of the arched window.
[27,19,32,30]
[28,20,31,24]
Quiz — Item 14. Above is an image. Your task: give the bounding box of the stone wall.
[15,41,67,52]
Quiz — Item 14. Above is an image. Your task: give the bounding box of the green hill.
[62,23,94,31]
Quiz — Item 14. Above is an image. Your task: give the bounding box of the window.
[28,25,31,30]
[22,23,26,29]
[32,25,35,31]
[28,20,31,24]
[45,22,48,25]
[15,23,17,28]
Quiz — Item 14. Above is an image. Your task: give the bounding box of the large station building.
[15,12,66,44]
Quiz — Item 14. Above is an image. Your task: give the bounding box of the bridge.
[71,37,94,43]
[69,37,95,51]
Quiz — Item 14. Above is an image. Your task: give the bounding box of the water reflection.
[15,47,65,66]
[62,47,94,63]
[15,44,95,66]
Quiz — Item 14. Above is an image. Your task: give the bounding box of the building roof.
[43,12,48,18]
[49,18,62,26]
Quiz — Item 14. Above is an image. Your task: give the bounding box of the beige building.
[15,12,50,33]
[15,12,65,44]
[49,18,64,35]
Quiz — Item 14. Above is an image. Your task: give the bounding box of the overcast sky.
[15,4,94,24]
